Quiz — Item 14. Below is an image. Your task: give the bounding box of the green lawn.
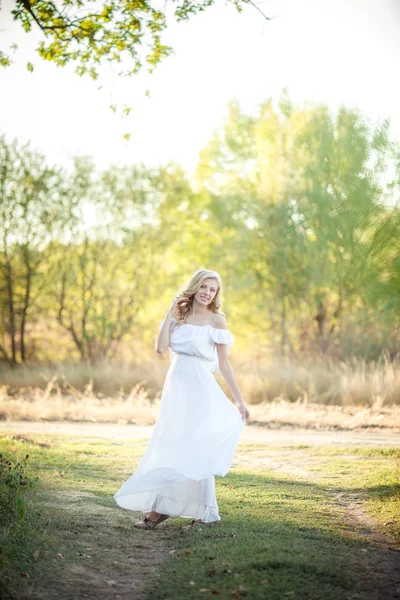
[0,433,399,600]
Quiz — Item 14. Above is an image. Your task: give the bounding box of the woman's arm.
[155,311,173,354]
[217,345,250,422]
[155,295,186,354]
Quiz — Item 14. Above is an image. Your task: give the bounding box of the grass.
[0,431,399,599]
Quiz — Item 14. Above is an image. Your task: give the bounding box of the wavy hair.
[172,269,226,324]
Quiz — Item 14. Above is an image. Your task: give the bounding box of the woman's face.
[194,278,219,307]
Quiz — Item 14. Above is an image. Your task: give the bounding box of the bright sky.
[0,0,400,174]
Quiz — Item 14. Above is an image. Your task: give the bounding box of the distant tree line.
[1,94,399,366]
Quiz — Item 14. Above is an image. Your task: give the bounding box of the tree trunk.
[280,295,289,356]
[5,256,17,365]
[314,299,326,338]
[20,246,32,363]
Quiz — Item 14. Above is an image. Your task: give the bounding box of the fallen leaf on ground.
[56,553,63,559]
[33,550,39,560]
[183,550,191,555]
[20,572,30,578]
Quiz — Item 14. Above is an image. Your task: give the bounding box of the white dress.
[113,318,246,523]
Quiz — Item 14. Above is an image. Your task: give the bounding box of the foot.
[147,511,163,522]
[134,513,170,529]
[191,519,206,526]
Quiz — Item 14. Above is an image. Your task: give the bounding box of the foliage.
[0,94,399,364]
[0,451,35,526]
[196,94,400,355]
[0,137,87,365]
[2,0,251,79]
[0,447,43,600]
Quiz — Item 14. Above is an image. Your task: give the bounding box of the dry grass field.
[0,354,399,430]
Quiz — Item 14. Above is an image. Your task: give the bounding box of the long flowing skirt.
[114,353,245,522]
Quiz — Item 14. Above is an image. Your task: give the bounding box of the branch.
[244,0,273,21]
[18,0,49,35]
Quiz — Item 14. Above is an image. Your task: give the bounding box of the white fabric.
[113,318,245,523]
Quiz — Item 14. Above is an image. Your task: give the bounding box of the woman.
[114,269,250,529]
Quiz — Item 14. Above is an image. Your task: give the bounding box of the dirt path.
[2,420,399,446]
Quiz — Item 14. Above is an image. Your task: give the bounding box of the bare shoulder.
[211,313,228,330]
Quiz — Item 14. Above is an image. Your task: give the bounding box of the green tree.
[194,95,398,356]
[1,0,262,79]
[0,136,79,365]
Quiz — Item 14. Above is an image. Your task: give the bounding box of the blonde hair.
[173,269,226,324]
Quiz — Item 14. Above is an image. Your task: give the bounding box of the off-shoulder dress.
[113,317,245,523]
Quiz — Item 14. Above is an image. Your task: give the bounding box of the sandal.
[134,513,170,529]
[190,519,206,526]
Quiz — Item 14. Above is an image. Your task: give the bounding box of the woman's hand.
[168,295,188,316]
[237,400,250,422]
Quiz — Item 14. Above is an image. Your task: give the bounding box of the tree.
[0,137,86,365]
[194,95,398,356]
[0,0,266,79]
[52,232,154,362]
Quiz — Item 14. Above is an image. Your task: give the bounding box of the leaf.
[20,572,30,578]
[232,585,248,598]
[183,549,191,555]
[33,550,39,559]
[56,552,64,559]
[122,133,131,142]
[26,62,34,72]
